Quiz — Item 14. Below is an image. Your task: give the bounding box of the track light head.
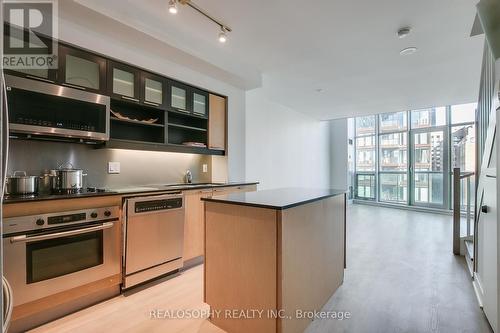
[168,0,178,14]
[218,27,227,43]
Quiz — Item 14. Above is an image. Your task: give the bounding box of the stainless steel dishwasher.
[123,192,184,289]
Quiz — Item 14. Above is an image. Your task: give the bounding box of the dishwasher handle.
[126,192,182,203]
[126,194,184,216]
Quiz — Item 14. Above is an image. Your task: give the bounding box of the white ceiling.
[74,0,484,120]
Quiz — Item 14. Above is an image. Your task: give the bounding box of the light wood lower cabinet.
[183,184,258,262]
[183,189,213,261]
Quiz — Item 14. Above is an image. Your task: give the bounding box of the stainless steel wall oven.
[3,206,120,307]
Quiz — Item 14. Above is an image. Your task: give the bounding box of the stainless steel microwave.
[5,74,110,141]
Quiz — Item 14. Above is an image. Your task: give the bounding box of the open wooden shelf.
[168,108,208,120]
[167,123,206,131]
[101,139,223,156]
[111,117,165,128]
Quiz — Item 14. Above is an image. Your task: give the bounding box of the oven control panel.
[3,206,120,235]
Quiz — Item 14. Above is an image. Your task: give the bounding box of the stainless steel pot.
[51,163,87,193]
[5,171,39,196]
[39,170,57,194]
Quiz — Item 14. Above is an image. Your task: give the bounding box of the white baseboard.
[473,273,484,308]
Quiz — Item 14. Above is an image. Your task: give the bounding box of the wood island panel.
[204,193,346,333]
[204,202,278,333]
[279,194,345,333]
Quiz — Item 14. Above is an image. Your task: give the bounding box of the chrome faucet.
[185,170,193,184]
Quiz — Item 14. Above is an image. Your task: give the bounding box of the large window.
[356,174,375,199]
[377,112,408,204]
[355,116,375,136]
[354,116,376,200]
[355,136,375,171]
[379,133,407,171]
[411,107,446,129]
[380,173,407,203]
[352,104,476,210]
[379,111,407,133]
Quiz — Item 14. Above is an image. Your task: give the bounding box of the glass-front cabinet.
[108,61,140,102]
[169,81,190,112]
[141,72,165,108]
[192,89,208,117]
[58,45,107,93]
[168,81,209,118]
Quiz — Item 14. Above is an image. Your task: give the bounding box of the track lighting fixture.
[168,0,178,14]
[168,0,232,43]
[218,27,227,43]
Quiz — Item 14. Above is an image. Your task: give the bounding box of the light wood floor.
[29,265,225,333]
[31,204,492,333]
[306,204,492,333]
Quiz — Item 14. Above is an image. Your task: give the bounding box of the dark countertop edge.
[2,182,259,204]
[202,190,346,210]
[2,191,121,204]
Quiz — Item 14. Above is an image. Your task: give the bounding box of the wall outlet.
[108,162,120,174]
[202,164,208,173]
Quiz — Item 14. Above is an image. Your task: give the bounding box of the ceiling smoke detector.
[397,27,411,39]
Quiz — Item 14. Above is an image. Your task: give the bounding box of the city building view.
[351,103,476,210]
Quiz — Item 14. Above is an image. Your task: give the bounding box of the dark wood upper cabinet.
[107,60,141,103]
[3,22,223,155]
[58,45,107,93]
[167,80,208,119]
[140,71,167,109]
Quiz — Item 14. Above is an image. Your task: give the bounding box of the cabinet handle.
[174,107,189,113]
[62,83,86,90]
[25,75,55,83]
[121,96,139,102]
[143,101,160,107]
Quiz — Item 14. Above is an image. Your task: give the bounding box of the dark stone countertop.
[2,181,259,204]
[202,188,346,210]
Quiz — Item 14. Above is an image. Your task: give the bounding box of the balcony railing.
[452,168,475,255]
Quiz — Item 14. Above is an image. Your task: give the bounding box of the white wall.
[329,118,349,190]
[245,89,330,190]
[58,2,246,182]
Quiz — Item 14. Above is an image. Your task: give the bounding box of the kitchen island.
[202,188,346,333]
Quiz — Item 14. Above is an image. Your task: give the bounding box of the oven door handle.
[9,222,115,243]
